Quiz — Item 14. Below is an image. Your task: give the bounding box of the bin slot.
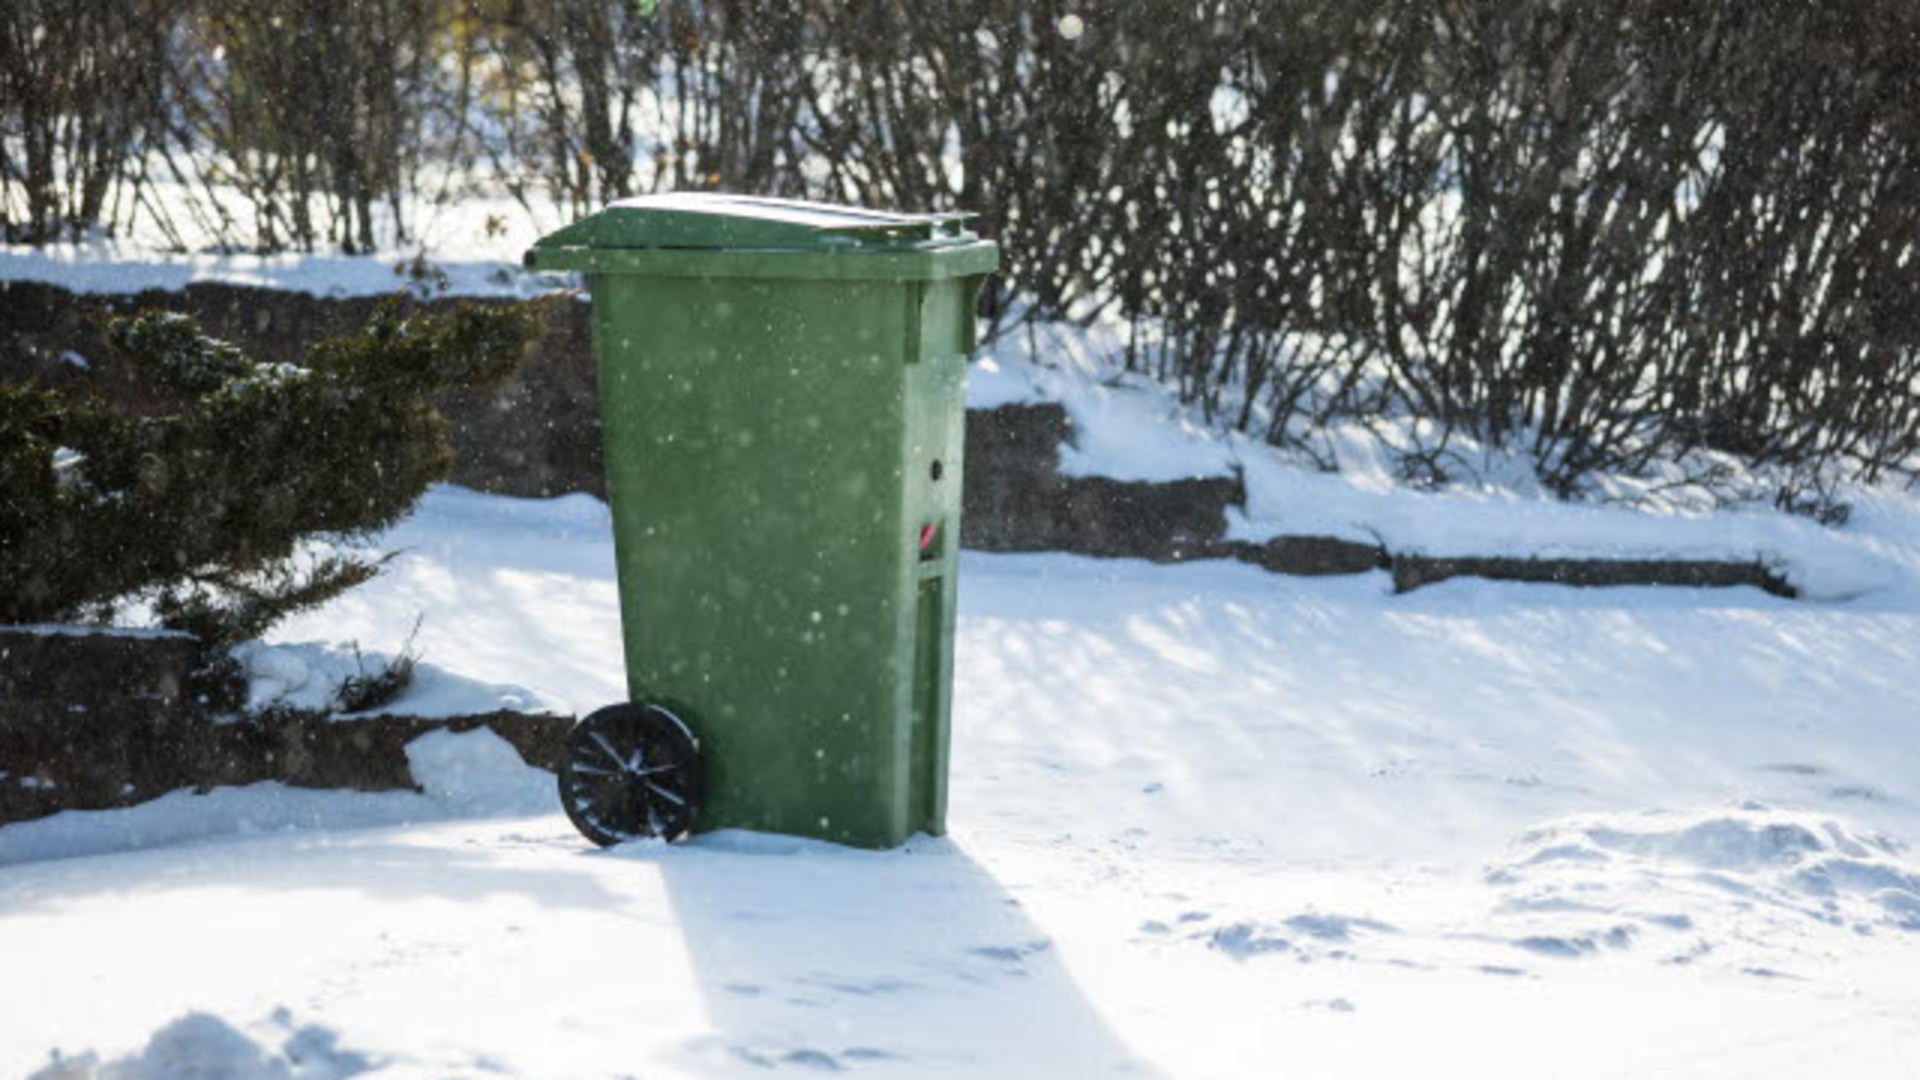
[909,575,945,830]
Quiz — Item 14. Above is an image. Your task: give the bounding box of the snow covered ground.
[6,486,1920,1079]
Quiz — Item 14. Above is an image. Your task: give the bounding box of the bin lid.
[531,193,978,254]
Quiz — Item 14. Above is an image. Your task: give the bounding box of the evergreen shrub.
[0,301,536,645]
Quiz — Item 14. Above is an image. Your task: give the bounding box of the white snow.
[972,316,1920,602]
[606,192,945,227]
[0,239,562,300]
[0,190,567,300]
[1489,807,1920,942]
[6,486,1920,1079]
[404,728,553,815]
[29,1010,376,1080]
[969,321,1240,483]
[230,639,561,719]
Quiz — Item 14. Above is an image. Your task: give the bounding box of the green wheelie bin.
[525,194,999,850]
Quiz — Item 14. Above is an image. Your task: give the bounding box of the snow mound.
[970,324,1239,483]
[232,640,561,718]
[1508,807,1910,881]
[1490,808,1920,945]
[29,1011,373,1080]
[405,728,553,815]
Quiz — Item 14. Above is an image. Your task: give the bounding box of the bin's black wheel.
[558,702,701,846]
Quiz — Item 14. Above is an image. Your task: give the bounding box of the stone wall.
[0,628,207,821]
[1389,553,1793,598]
[0,279,1797,597]
[0,627,570,826]
[961,404,1244,561]
[1,280,1253,551]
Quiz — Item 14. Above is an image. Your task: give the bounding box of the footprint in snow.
[800,975,915,998]
[1283,912,1398,942]
[1208,922,1291,959]
[732,1045,900,1072]
[1828,784,1888,803]
[969,939,1053,964]
[1197,912,1396,960]
[1511,925,1637,958]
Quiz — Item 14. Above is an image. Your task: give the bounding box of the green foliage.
[0,301,536,644]
[105,312,254,394]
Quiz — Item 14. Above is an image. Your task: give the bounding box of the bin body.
[528,195,997,848]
